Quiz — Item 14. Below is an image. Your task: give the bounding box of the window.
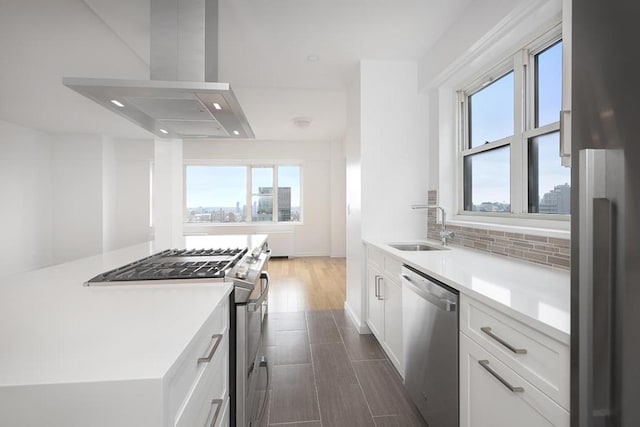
[528,41,570,215]
[460,36,568,217]
[463,71,514,212]
[469,71,514,148]
[184,165,301,223]
[252,167,273,222]
[277,166,301,221]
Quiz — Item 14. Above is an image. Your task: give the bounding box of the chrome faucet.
[411,204,455,246]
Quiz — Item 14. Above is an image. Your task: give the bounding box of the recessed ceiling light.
[213,102,222,110]
[233,130,240,135]
[159,129,169,134]
[292,116,312,129]
[110,99,125,107]
[306,55,320,62]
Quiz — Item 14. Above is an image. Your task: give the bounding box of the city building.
[539,183,571,214]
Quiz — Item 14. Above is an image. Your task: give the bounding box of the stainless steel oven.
[230,248,271,427]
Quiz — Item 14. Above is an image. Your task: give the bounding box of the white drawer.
[460,332,569,427]
[167,300,228,422]
[175,331,229,427]
[367,245,384,269]
[460,295,569,410]
[367,244,402,279]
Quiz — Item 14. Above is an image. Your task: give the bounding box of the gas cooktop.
[86,247,248,285]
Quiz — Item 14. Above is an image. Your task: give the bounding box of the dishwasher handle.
[400,273,457,312]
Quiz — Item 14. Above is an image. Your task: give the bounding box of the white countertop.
[365,238,570,344]
[0,234,267,387]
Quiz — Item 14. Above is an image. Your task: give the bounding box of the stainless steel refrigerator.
[571,1,640,426]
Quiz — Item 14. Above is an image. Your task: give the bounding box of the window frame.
[182,162,303,225]
[456,28,568,221]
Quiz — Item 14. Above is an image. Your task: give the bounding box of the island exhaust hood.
[63,0,254,139]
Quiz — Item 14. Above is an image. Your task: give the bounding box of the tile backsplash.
[426,190,570,270]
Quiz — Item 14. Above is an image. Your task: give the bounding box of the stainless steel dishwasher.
[401,265,459,427]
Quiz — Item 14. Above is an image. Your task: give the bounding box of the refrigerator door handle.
[579,149,613,427]
[592,197,613,424]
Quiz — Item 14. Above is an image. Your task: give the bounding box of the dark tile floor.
[258,310,427,427]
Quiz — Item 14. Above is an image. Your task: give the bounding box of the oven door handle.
[250,356,271,426]
[248,272,270,312]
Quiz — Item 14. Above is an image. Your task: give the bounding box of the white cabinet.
[460,333,569,427]
[459,295,570,427]
[365,244,404,375]
[0,295,231,427]
[459,294,570,409]
[174,319,229,427]
[366,264,384,338]
[383,274,403,370]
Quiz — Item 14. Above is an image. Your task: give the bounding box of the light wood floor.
[266,257,346,312]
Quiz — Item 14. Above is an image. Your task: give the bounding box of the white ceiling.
[0,0,471,140]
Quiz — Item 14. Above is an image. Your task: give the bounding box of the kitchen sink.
[388,243,448,251]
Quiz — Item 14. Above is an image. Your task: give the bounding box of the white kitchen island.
[0,235,267,427]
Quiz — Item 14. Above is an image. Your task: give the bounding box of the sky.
[186,166,301,208]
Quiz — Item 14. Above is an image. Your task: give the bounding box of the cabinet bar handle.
[198,334,223,364]
[207,398,223,427]
[374,276,378,298]
[376,276,384,300]
[480,327,527,354]
[478,360,524,393]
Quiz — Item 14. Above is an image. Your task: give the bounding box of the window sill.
[448,214,570,239]
[184,222,304,228]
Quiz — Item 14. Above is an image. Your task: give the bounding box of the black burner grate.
[87,247,248,283]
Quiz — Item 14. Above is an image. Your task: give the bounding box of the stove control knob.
[235,264,249,279]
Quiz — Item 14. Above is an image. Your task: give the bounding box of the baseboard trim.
[344,301,371,334]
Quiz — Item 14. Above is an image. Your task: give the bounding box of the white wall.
[344,60,430,330]
[0,120,53,277]
[345,67,363,325]
[49,133,104,264]
[183,139,345,258]
[0,122,154,278]
[330,139,346,258]
[50,133,154,264]
[153,138,184,250]
[103,138,154,252]
[360,61,430,240]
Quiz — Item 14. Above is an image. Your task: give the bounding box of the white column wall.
[330,138,346,258]
[50,133,104,265]
[360,60,430,241]
[344,60,430,331]
[153,138,184,250]
[103,138,154,252]
[102,137,117,253]
[0,120,53,277]
[344,68,364,328]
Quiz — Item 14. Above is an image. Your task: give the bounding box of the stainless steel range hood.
[64,0,254,139]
